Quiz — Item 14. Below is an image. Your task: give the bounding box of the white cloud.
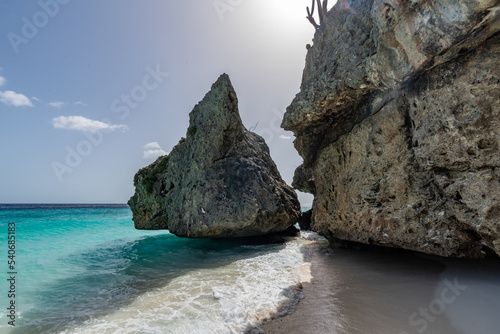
[0,76,5,86]
[48,101,65,108]
[0,90,33,107]
[144,142,162,150]
[52,116,129,133]
[279,135,293,140]
[143,142,168,159]
[74,101,88,107]
[32,96,41,102]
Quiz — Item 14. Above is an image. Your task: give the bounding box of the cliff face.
[284,0,500,257]
[129,74,300,238]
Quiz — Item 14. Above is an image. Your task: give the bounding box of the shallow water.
[0,205,314,334]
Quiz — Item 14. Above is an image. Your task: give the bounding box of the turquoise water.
[0,205,313,334]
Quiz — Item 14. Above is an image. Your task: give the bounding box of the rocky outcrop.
[292,163,316,195]
[297,209,313,231]
[129,74,300,238]
[284,0,500,257]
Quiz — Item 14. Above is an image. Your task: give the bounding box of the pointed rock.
[128,74,301,238]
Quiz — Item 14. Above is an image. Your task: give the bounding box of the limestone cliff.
[129,74,300,238]
[284,0,500,257]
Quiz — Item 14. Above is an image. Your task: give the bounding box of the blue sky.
[0,0,320,204]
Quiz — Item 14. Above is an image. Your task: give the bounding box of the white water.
[59,239,316,334]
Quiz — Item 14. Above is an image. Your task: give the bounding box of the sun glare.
[258,0,314,29]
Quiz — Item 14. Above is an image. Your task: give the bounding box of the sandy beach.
[261,243,500,334]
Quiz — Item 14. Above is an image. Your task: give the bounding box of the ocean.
[0,204,320,334]
[2,205,500,334]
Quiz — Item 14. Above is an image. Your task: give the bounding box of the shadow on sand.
[261,243,500,334]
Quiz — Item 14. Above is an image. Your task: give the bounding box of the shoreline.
[259,243,342,334]
[260,243,500,334]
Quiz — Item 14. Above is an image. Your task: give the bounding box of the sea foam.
[61,240,313,334]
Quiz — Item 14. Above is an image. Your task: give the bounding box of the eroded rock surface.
[129,74,300,238]
[292,163,316,195]
[284,0,500,257]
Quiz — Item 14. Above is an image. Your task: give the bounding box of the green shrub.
[134,166,149,186]
[143,174,156,194]
[155,155,170,173]
[187,126,197,137]
[137,155,170,194]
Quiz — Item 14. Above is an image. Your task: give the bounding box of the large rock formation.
[284,0,500,257]
[129,74,300,238]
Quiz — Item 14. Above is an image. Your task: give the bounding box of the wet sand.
[261,243,500,334]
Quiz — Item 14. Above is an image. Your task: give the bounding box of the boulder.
[297,209,313,231]
[129,74,300,238]
[292,163,316,195]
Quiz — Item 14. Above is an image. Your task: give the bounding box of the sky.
[0,0,323,204]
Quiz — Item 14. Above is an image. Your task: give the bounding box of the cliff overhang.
[284,0,500,258]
